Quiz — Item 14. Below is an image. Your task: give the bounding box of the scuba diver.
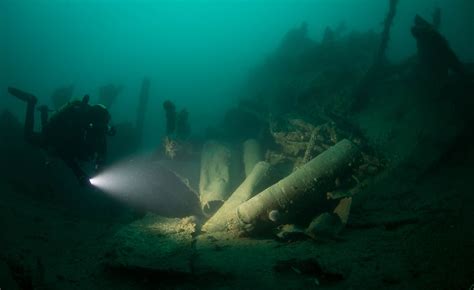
[8,87,116,186]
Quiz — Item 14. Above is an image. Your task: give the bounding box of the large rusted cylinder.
[237,139,359,228]
[199,141,232,216]
[202,161,271,233]
[243,139,263,177]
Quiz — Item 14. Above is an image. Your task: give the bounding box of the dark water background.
[1,0,472,150]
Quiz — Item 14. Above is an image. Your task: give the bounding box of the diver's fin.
[8,87,37,104]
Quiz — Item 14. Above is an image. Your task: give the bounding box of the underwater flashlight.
[86,165,134,193]
[89,176,106,188]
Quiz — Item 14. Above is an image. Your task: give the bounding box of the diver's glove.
[63,158,92,188]
[78,174,92,187]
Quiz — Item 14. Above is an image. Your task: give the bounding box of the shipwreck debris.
[237,139,360,233]
[351,0,399,110]
[163,100,177,137]
[162,100,192,159]
[243,139,263,177]
[305,212,344,240]
[411,14,467,82]
[199,141,233,216]
[202,161,271,234]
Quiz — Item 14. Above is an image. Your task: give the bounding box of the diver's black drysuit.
[8,87,113,186]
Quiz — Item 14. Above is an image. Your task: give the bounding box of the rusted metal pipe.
[202,161,271,233]
[237,139,359,230]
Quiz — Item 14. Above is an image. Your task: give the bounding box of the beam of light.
[88,156,201,217]
[88,159,146,200]
[89,177,101,186]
